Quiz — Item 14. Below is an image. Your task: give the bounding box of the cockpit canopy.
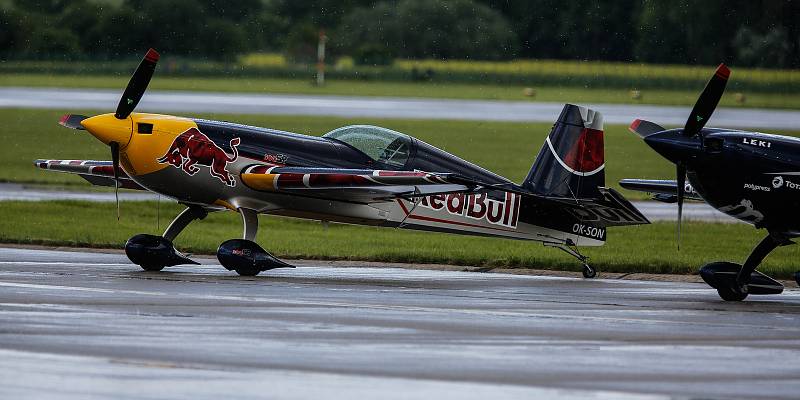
[323,125,412,168]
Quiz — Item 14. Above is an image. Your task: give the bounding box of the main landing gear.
[125,205,207,271]
[699,232,792,301]
[216,208,294,276]
[124,206,293,276]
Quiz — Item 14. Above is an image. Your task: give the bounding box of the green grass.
[393,58,800,84]
[242,53,800,87]
[0,200,797,278]
[5,108,800,200]
[2,73,799,109]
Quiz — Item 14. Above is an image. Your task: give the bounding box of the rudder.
[522,104,604,199]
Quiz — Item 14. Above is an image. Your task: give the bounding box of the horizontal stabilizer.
[543,187,650,227]
[619,179,703,202]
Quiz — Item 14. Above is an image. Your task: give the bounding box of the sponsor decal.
[264,153,287,164]
[742,137,772,148]
[565,203,646,225]
[417,192,521,229]
[157,127,240,187]
[685,182,697,196]
[232,248,252,257]
[743,183,770,192]
[572,223,605,240]
[787,180,800,190]
[719,199,764,223]
[773,176,800,191]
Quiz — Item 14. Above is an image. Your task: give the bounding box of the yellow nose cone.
[81,113,133,148]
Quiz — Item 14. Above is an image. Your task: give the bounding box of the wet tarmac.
[0,183,736,223]
[0,247,798,399]
[2,87,798,130]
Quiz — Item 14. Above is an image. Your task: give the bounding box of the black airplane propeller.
[621,64,800,301]
[115,48,159,120]
[57,48,160,219]
[633,64,730,249]
[676,64,729,248]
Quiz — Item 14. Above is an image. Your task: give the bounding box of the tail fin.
[522,104,604,199]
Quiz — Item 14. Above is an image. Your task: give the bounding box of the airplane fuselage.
[116,113,608,246]
[672,129,800,233]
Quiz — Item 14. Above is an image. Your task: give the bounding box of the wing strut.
[397,186,423,229]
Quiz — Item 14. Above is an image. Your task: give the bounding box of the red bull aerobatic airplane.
[37,49,649,277]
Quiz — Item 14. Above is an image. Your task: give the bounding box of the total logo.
[418,192,521,228]
[772,175,800,190]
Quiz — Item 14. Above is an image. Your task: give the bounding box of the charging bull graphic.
[158,127,240,186]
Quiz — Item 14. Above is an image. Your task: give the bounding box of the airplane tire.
[139,264,165,272]
[235,267,261,277]
[717,286,748,302]
[582,264,596,279]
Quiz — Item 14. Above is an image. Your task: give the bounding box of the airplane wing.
[619,178,703,203]
[34,159,147,191]
[241,167,650,227]
[241,166,474,203]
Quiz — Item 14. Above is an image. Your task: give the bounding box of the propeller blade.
[58,114,88,130]
[676,163,686,250]
[683,63,730,137]
[110,141,121,220]
[115,48,160,120]
[629,119,665,138]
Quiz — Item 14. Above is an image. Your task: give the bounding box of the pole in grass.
[316,29,327,86]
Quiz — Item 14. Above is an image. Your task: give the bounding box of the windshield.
[324,125,412,168]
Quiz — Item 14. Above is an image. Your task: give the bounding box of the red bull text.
[418,192,521,228]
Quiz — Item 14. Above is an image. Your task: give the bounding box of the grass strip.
[1,200,797,279]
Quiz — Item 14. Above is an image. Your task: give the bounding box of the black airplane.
[36,49,649,277]
[621,64,800,301]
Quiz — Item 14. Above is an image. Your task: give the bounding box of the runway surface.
[0,183,737,223]
[1,247,798,399]
[1,87,798,130]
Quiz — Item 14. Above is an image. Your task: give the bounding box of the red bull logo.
[418,192,521,228]
[158,127,240,187]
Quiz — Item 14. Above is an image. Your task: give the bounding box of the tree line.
[1,0,798,68]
